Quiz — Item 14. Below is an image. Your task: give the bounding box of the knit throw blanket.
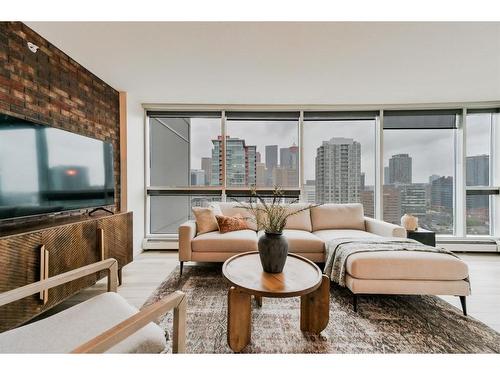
[324,237,458,287]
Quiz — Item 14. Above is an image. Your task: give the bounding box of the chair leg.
[180,261,184,276]
[459,296,467,316]
[352,294,358,312]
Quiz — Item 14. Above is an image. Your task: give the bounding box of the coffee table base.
[227,275,330,352]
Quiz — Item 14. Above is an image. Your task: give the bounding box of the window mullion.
[299,110,304,201]
[375,110,383,220]
[221,110,227,202]
[493,112,500,237]
[455,108,466,238]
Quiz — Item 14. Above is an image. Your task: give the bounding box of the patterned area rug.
[142,264,500,353]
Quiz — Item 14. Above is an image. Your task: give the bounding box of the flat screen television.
[0,114,115,221]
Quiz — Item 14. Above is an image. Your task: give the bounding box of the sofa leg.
[460,296,467,316]
[352,294,358,312]
[180,261,184,276]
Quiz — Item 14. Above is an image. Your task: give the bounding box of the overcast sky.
[189,114,491,185]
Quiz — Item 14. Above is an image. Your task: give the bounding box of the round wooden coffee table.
[222,251,330,352]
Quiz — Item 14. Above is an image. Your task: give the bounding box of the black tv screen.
[0,114,115,221]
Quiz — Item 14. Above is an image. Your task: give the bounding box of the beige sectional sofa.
[179,203,406,266]
[179,202,470,315]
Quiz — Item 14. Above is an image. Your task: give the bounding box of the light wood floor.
[58,251,500,333]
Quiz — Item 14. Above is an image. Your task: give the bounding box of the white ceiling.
[27,22,500,105]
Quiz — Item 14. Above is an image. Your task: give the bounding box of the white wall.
[127,96,145,254]
[26,22,500,255]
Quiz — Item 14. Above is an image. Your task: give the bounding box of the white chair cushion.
[192,229,258,252]
[312,229,379,242]
[310,203,365,231]
[258,229,324,253]
[0,292,166,353]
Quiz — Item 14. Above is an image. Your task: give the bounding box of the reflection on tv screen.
[0,114,115,220]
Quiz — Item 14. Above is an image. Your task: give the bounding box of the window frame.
[464,109,499,236]
[143,103,500,240]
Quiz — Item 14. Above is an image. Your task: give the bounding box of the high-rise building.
[265,145,278,185]
[201,157,212,185]
[256,162,267,187]
[256,151,261,163]
[211,136,257,186]
[466,154,489,186]
[431,176,453,211]
[315,137,361,204]
[360,172,365,191]
[190,169,205,186]
[466,154,490,211]
[246,145,257,186]
[273,167,298,187]
[429,174,440,184]
[211,139,222,185]
[384,166,390,185]
[399,183,426,216]
[388,154,412,184]
[280,147,291,168]
[360,190,374,217]
[280,144,299,169]
[383,185,402,224]
[304,179,316,203]
[277,144,299,186]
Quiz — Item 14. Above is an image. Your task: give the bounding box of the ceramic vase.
[257,232,288,273]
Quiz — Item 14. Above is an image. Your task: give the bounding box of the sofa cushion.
[310,203,365,231]
[345,275,471,296]
[346,252,469,281]
[258,229,324,253]
[215,214,249,233]
[212,202,257,231]
[192,229,258,252]
[0,292,166,353]
[312,229,379,243]
[283,203,313,232]
[192,206,222,235]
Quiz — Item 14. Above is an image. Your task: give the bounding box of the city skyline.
[186,129,489,234]
[187,117,490,185]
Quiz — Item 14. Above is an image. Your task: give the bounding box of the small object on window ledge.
[401,213,418,231]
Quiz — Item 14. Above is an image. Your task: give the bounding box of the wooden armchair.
[0,258,186,353]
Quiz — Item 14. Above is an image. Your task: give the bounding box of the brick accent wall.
[0,22,121,211]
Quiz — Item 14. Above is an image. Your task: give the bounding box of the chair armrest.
[364,217,406,238]
[0,258,118,308]
[179,220,197,261]
[71,291,187,354]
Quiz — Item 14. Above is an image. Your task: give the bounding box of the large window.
[225,112,300,188]
[466,109,498,235]
[148,112,223,234]
[383,110,459,235]
[303,112,377,217]
[145,106,499,239]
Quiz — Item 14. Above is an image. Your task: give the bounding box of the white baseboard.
[142,238,178,250]
[438,240,499,252]
[141,238,499,252]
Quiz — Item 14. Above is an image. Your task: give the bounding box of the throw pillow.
[215,215,249,234]
[192,207,222,235]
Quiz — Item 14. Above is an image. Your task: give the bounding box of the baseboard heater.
[438,239,499,253]
[141,238,500,252]
[142,238,178,250]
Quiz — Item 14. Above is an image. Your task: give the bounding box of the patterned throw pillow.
[215,215,249,234]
